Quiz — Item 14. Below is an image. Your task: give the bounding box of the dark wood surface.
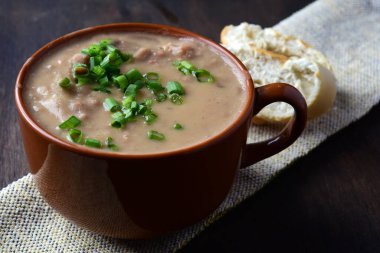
[1,0,379,252]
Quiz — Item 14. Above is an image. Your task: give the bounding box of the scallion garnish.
[111,111,127,128]
[59,116,81,129]
[58,77,71,88]
[155,93,167,102]
[147,130,165,141]
[166,81,185,95]
[124,84,139,98]
[103,98,121,112]
[144,112,158,125]
[113,75,129,91]
[194,69,215,83]
[173,123,183,130]
[76,39,133,92]
[125,68,143,84]
[105,137,118,151]
[144,98,154,107]
[67,129,83,143]
[146,80,165,93]
[122,95,134,108]
[92,86,111,93]
[72,63,89,77]
[84,138,102,148]
[173,60,215,83]
[173,60,196,75]
[144,72,160,82]
[169,93,183,105]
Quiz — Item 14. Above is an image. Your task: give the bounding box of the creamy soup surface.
[24,32,247,154]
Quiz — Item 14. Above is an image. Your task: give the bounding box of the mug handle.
[241,83,308,168]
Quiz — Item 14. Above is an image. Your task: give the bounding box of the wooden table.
[1,0,379,252]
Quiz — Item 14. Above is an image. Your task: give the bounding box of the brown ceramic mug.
[15,23,307,239]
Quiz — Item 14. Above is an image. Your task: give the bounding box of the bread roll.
[221,22,336,123]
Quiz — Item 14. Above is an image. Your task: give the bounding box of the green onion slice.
[144,112,157,125]
[59,116,81,129]
[194,69,215,83]
[173,123,183,130]
[111,111,126,128]
[155,93,167,102]
[144,72,160,82]
[122,95,134,108]
[147,130,165,141]
[103,98,121,112]
[124,84,139,98]
[113,75,129,91]
[67,129,83,143]
[146,81,165,93]
[84,138,102,148]
[72,63,89,77]
[125,68,143,84]
[58,77,71,88]
[166,81,185,95]
[105,137,118,151]
[169,93,183,105]
[92,86,111,93]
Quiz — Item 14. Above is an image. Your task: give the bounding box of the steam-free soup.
[24,32,247,154]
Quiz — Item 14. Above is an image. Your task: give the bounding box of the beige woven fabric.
[1,0,380,251]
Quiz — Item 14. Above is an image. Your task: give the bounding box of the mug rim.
[15,22,254,159]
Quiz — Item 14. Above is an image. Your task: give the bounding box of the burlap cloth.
[1,0,380,251]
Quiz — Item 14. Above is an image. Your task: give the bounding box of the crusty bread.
[221,23,336,123]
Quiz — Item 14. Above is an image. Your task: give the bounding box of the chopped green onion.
[155,93,167,102]
[106,44,118,53]
[89,56,96,70]
[124,84,139,98]
[166,81,185,95]
[113,75,129,91]
[122,95,134,108]
[99,39,112,48]
[103,98,121,112]
[130,101,138,111]
[174,60,195,75]
[137,104,148,114]
[173,123,183,130]
[67,129,83,143]
[111,111,126,128]
[72,63,89,77]
[100,51,123,69]
[147,130,165,141]
[121,53,133,63]
[125,68,143,84]
[146,81,165,93]
[144,112,157,125]
[194,69,215,83]
[169,93,183,105]
[58,77,71,88]
[173,60,215,83]
[98,76,109,87]
[105,137,118,151]
[133,79,145,89]
[144,72,160,81]
[76,76,92,85]
[123,108,135,122]
[84,138,102,148]
[59,116,81,129]
[91,66,106,78]
[92,86,111,93]
[144,99,154,107]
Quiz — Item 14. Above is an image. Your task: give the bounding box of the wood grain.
[1,0,379,252]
